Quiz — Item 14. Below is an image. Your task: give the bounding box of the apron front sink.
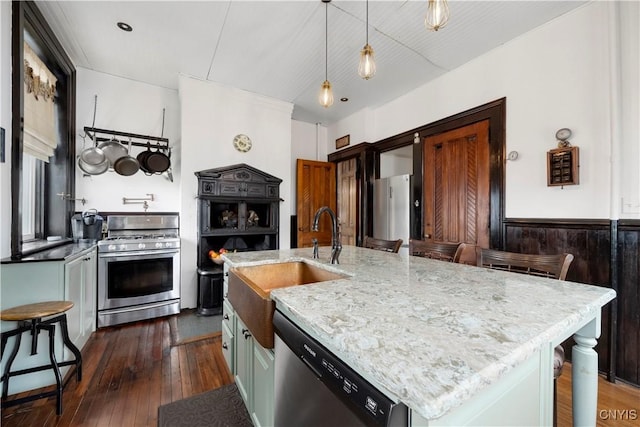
[228,261,347,348]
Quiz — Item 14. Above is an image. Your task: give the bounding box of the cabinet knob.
[222,342,228,349]
[223,314,229,320]
[242,328,252,339]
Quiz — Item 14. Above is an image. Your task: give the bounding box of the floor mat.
[158,383,252,427]
[169,308,222,346]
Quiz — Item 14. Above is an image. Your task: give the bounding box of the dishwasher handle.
[300,354,323,378]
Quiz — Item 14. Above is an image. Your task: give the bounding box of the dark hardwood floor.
[1,316,232,427]
[1,316,638,426]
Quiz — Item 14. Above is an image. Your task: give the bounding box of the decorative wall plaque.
[336,134,350,149]
[547,146,579,187]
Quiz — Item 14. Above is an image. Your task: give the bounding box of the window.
[20,152,44,242]
[11,2,75,258]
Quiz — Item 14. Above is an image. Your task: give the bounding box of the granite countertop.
[1,241,97,264]
[222,246,616,421]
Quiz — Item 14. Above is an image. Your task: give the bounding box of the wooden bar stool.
[0,301,82,415]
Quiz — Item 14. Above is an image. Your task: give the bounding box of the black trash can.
[197,268,223,316]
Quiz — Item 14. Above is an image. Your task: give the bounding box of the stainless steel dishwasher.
[273,310,408,427]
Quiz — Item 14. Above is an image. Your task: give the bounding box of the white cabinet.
[64,255,84,346]
[64,248,97,355]
[223,264,274,427]
[235,316,253,405]
[0,246,97,394]
[221,299,234,372]
[251,341,275,427]
[233,316,275,427]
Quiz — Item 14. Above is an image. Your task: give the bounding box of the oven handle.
[99,249,179,258]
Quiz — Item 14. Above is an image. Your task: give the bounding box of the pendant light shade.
[319,80,334,108]
[358,0,376,80]
[425,0,450,32]
[319,0,333,108]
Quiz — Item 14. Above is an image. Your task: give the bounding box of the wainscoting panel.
[503,219,620,382]
[617,221,640,386]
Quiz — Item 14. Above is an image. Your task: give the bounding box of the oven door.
[98,248,180,311]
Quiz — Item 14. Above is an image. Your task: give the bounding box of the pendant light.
[318,0,334,108]
[358,0,376,80]
[425,0,450,32]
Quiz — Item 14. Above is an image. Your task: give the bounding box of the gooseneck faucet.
[312,206,342,264]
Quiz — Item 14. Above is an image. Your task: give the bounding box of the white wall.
[0,1,12,259]
[179,75,293,308]
[329,2,637,220]
[618,1,640,216]
[75,68,181,213]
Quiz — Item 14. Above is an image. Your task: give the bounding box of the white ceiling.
[35,0,586,125]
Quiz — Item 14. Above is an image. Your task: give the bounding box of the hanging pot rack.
[83,126,170,151]
[82,98,170,150]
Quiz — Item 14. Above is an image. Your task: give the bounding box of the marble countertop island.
[223,246,616,423]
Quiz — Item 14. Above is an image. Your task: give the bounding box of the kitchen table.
[222,246,615,426]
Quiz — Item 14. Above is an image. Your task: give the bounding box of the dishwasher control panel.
[274,310,408,426]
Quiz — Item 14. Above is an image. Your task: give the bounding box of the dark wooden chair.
[409,239,465,262]
[476,248,574,427]
[362,236,403,253]
[476,248,574,280]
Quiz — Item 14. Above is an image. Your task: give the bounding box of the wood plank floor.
[1,316,232,427]
[2,316,638,426]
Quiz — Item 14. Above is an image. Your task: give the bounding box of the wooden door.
[337,158,357,246]
[423,120,490,251]
[296,159,336,248]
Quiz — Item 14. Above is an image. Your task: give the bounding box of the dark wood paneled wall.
[617,220,640,386]
[504,218,639,387]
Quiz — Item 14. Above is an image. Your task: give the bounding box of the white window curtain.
[23,41,58,163]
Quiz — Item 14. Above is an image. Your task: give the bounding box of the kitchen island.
[223,246,615,426]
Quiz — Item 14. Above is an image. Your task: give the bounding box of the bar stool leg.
[39,323,63,415]
[1,323,28,400]
[46,314,82,382]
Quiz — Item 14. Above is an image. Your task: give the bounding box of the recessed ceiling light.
[340,97,349,102]
[117,22,133,32]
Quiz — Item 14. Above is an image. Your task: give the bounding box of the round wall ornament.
[233,134,252,152]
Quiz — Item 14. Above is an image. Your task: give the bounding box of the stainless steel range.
[97,214,180,328]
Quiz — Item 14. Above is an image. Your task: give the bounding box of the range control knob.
[119,244,127,251]
[155,242,163,249]
[108,244,116,251]
[138,243,146,250]
[165,242,172,248]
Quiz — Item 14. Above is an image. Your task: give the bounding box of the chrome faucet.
[312,206,342,264]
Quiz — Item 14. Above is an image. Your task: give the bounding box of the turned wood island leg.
[571,317,600,427]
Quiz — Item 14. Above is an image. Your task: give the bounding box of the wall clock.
[233,134,252,152]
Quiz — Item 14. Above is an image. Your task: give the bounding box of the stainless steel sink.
[228,261,347,348]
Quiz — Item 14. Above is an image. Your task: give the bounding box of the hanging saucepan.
[113,139,140,176]
[98,137,128,167]
[78,155,109,175]
[79,136,106,166]
[145,144,170,173]
[137,142,154,175]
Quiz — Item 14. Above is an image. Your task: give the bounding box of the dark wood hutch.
[195,164,282,314]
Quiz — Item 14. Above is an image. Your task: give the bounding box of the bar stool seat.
[1,301,82,415]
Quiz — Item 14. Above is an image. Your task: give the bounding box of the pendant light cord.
[325,2,328,80]
[366,0,369,44]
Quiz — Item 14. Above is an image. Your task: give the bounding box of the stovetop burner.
[103,233,179,241]
[98,214,180,253]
